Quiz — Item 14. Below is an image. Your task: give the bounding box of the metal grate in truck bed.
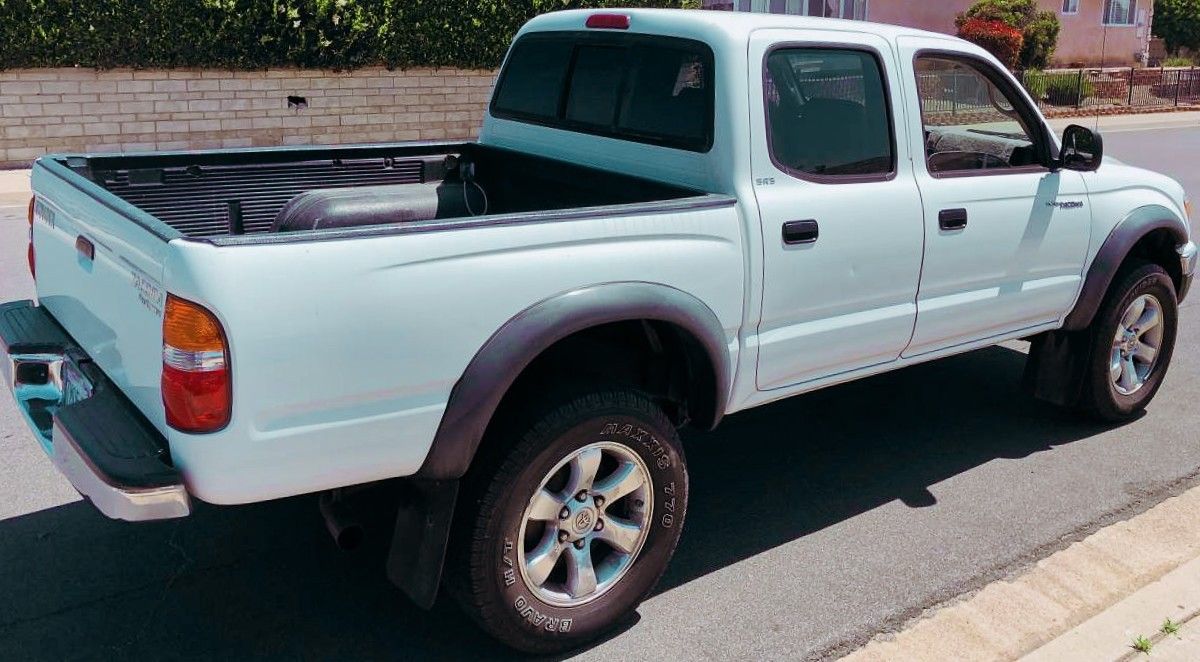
[99,157,425,237]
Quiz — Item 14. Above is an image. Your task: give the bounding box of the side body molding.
[416,282,732,480]
[1062,204,1188,332]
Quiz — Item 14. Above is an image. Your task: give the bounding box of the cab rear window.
[491,32,715,153]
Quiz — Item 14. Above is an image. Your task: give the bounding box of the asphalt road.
[1,125,1198,661]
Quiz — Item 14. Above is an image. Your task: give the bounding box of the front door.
[898,38,1092,357]
[751,30,925,390]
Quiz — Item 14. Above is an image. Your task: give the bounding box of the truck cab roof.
[519,8,974,53]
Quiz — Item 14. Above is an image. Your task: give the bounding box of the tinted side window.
[765,48,894,178]
[492,38,574,120]
[915,57,1042,174]
[491,33,714,153]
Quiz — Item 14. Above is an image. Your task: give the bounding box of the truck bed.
[62,142,704,239]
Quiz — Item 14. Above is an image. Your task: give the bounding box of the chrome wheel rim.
[516,442,653,608]
[1110,294,1165,396]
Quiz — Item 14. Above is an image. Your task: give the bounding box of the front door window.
[915,57,1044,174]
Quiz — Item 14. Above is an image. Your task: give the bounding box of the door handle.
[938,208,968,231]
[75,235,95,261]
[782,219,819,245]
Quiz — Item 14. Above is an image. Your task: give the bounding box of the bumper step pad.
[1,300,190,520]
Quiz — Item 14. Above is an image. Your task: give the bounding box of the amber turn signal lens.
[164,294,226,353]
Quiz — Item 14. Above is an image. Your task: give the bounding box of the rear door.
[750,29,925,390]
[30,161,173,429]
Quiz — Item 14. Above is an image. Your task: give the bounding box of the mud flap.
[1022,330,1090,407]
[386,479,459,610]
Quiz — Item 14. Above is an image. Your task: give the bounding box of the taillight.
[586,13,630,29]
[26,197,35,279]
[162,295,231,433]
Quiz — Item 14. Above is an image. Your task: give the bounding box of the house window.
[706,0,867,18]
[1103,0,1136,25]
[1061,0,1079,14]
[803,0,868,18]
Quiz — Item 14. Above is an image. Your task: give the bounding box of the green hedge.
[0,0,698,71]
[1022,70,1094,106]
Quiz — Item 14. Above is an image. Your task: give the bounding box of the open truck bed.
[55,142,709,241]
[24,137,740,505]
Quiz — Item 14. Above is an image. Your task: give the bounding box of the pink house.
[701,0,1153,66]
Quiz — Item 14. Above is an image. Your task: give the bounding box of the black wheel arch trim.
[416,282,732,480]
[1062,204,1188,332]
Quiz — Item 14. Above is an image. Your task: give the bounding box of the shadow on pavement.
[0,345,1112,660]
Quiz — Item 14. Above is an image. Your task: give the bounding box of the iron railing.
[1018,67,1200,111]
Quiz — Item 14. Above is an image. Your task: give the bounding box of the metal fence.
[787,67,1199,118]
[1018,67,1200,111]
[917,71,997,115]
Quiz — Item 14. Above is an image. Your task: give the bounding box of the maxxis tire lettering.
[600,422,672,470]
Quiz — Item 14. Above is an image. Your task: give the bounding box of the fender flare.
[1061,204,1187,332]
[415,282,733,480]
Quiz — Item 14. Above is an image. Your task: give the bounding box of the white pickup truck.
[2,8,1195,653]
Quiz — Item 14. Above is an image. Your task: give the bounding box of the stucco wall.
[867,0,974,35]
[1051,0,1150,66]
[705,0,1151,66]
[0,67,495,168]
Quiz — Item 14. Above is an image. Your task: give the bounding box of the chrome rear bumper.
[1,300,190,521]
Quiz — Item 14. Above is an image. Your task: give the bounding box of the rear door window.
[491,33,714,152]
[765,47,895,180]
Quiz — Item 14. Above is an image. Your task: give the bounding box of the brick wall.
[0,67,497,168]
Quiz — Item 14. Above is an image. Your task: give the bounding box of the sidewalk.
[843,484,1200,661]
[0,168,30,205]
[1044,109,1200,133]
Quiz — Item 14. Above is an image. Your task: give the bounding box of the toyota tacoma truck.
[2,8,1195,653]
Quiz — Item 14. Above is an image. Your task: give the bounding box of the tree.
[1154,0,1200,54]
[956,0,1061,70]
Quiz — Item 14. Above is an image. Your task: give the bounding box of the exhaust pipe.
[319,490,365,551]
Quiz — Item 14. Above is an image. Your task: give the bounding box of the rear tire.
[446,388,688,654]
[1079,262,1178,422]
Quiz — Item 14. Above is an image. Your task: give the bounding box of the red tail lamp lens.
[27,197,35,278]
[162,295,231,432]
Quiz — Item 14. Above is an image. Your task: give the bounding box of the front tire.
[447,388,688,654]
[1080,262,1178,421]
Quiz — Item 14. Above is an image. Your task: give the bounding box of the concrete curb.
[1022,556,1200,661]
[842,487,1200,661]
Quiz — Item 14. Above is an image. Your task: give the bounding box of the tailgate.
[29,158,178,432]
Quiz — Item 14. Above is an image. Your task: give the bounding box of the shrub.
[956,0,1060,70]
[0,0,696,71]
[1163,55,1198,67]
[958,18,1024,69]
[1023,70,1094,106]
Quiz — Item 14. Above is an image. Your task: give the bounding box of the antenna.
[1095,9,1111,131]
